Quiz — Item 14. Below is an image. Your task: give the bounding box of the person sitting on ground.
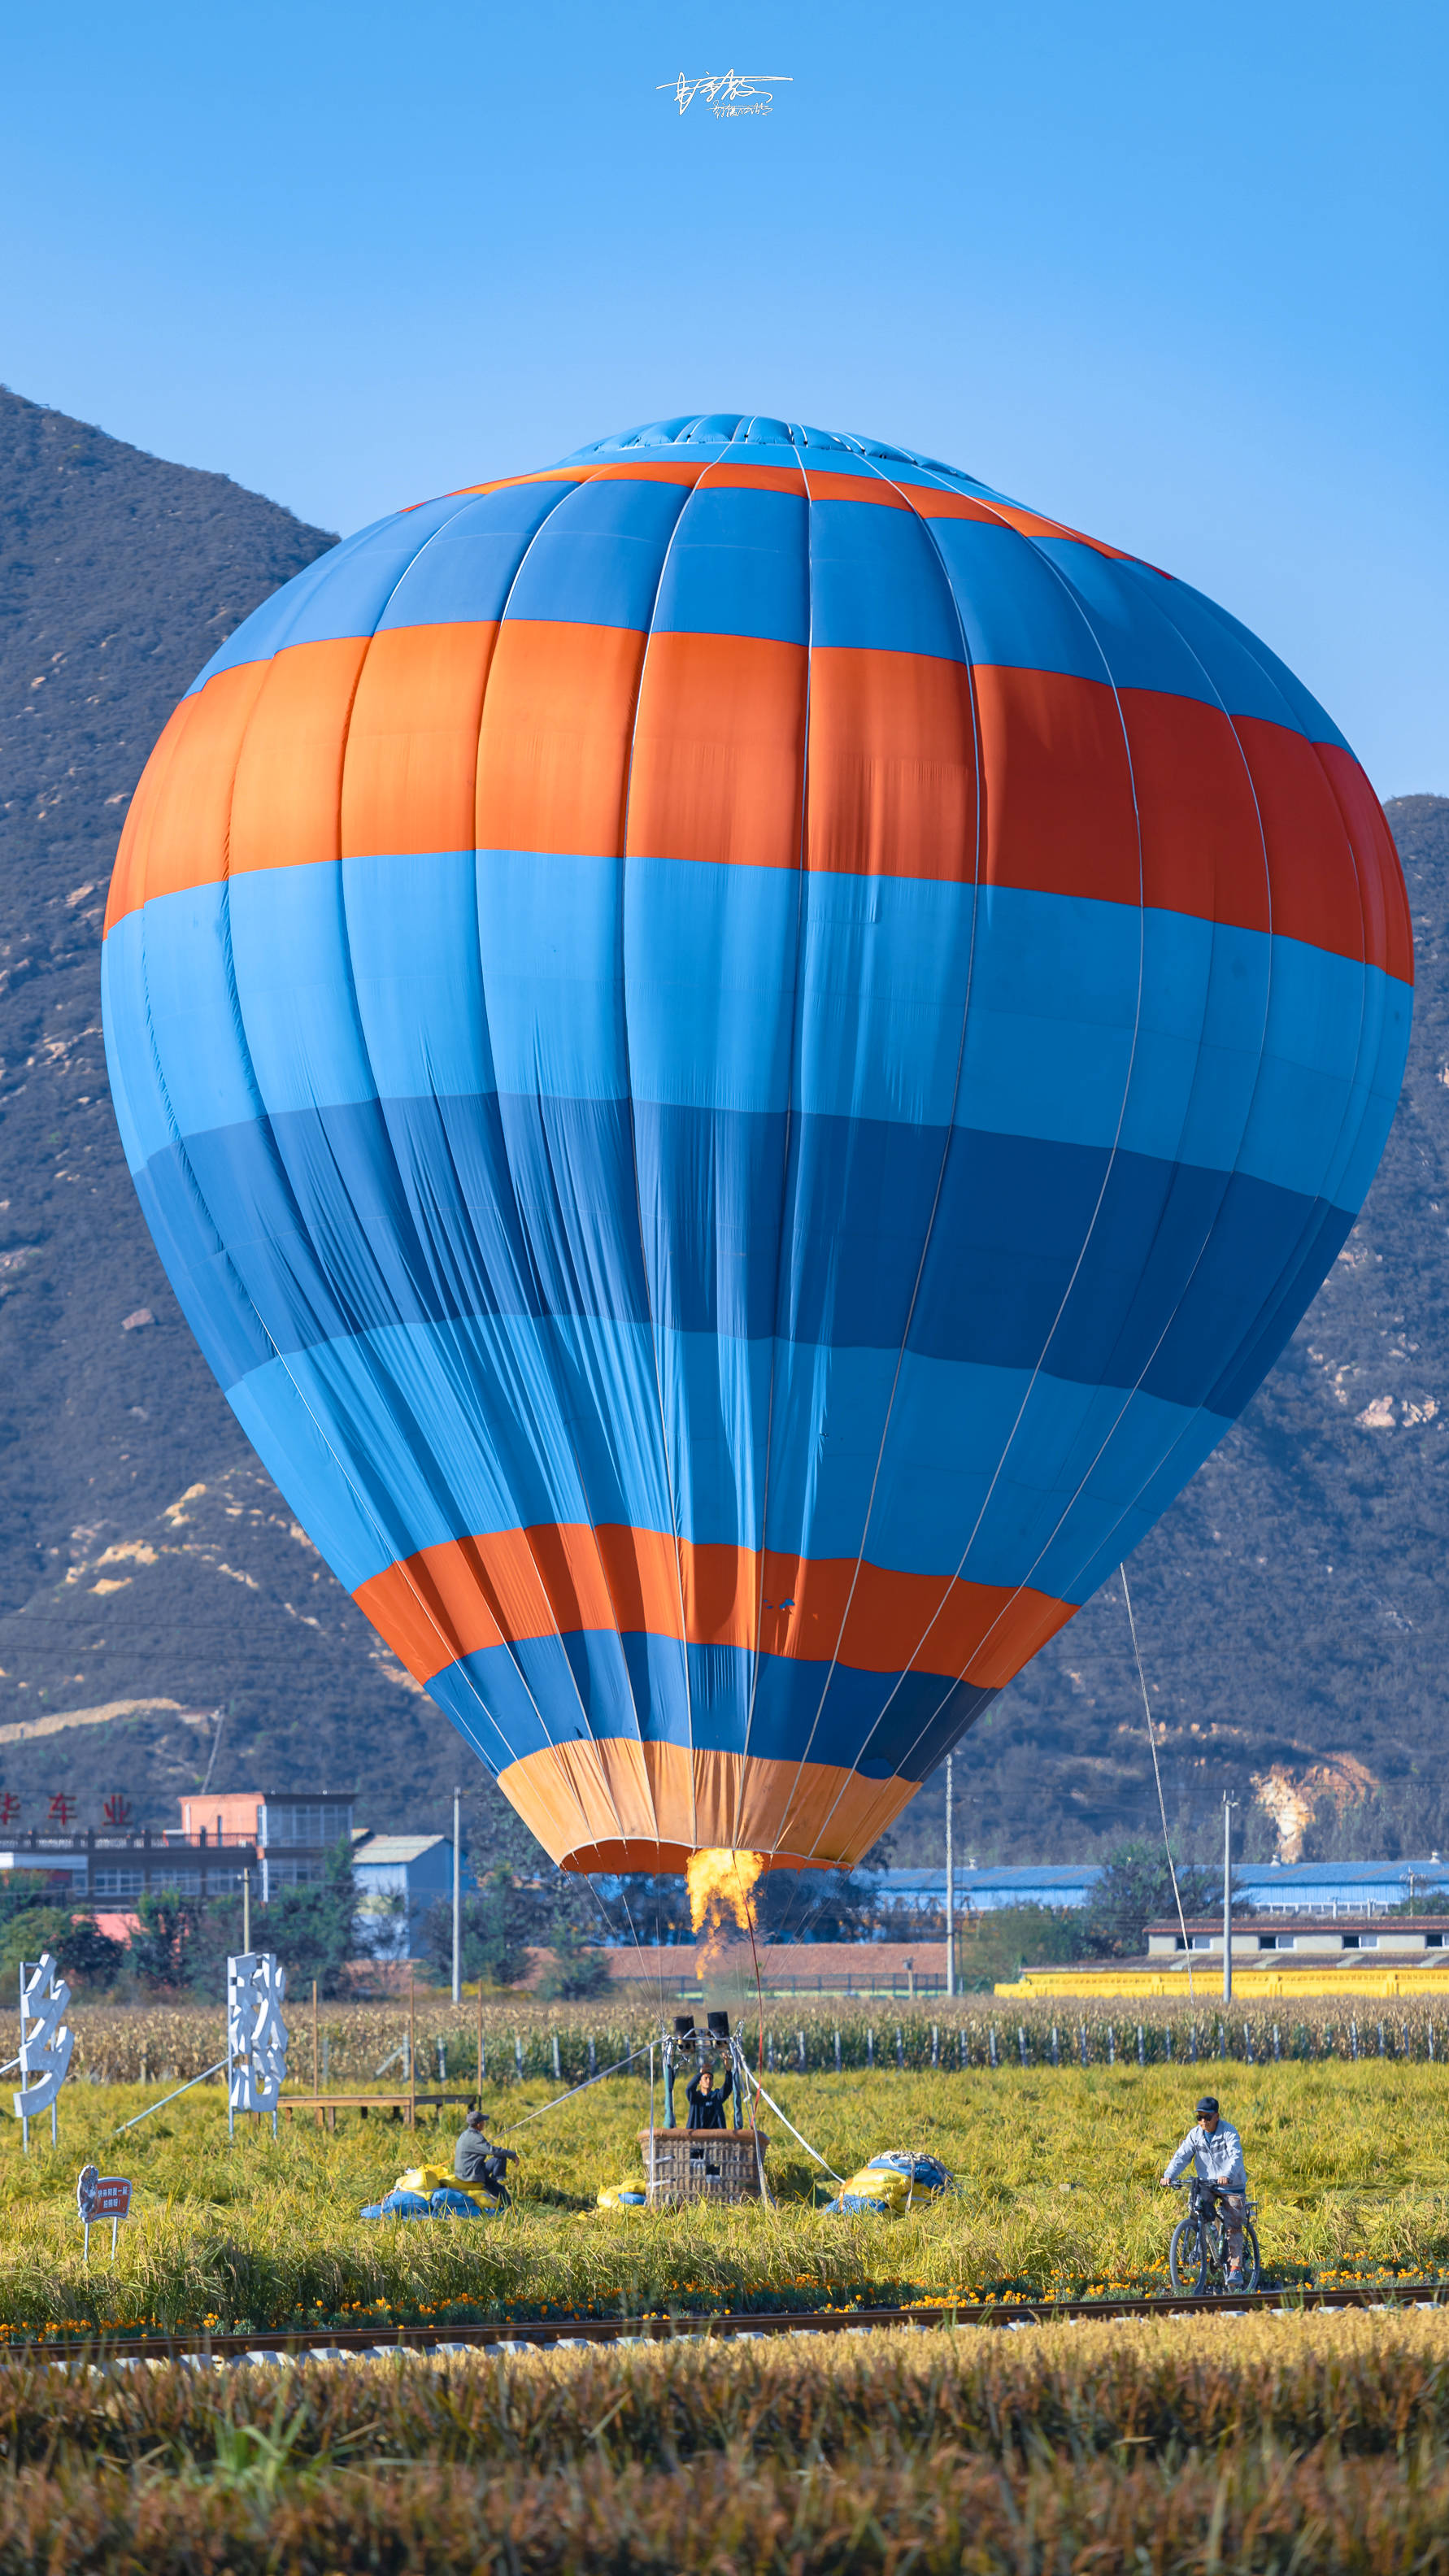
[454,2108,518,2200]
[1160,2094,1249,2285]
[455,2109,495,2185]
[685,2061,730,2131]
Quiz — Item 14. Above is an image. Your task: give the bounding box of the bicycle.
[1167,2178,1261,2295]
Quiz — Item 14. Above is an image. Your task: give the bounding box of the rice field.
[4,2052,1449,2341]
[1,2306,1448,2568]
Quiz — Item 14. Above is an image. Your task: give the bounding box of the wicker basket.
[639,2125,770,2204]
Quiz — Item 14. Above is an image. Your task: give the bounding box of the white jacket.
[1163,2119,1247,2192]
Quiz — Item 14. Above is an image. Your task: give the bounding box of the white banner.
[227,1951,289,2114]
[15,1953,72,2121]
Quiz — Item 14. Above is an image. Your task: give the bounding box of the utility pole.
[1222,1794,1236,2004]
[451,1784,462,2006]
[944,1755,955,1998]
[242,1867,250,1956]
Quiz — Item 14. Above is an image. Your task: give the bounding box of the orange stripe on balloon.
[104,633,1411,988]
[806,646,978,881]
[974,664,1140,910]
[1314,742,1414,988]
[1230,716,1368,967]
[352,1524,1073,1690]
[414,460,710,509]
[804,468,911,509]
[341,620,500,862]
[626,629,808,873]
[105,658,272,932]
[1117,687,1271,935]
[474,618,646,859]
[227,635,372,885]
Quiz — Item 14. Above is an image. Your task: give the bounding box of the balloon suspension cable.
[493,2040,653,2138]
[113,2057,229,2135]
[740,1859,768,2095]
[741,2059,846,2185]
[1122,1567,1194,2001]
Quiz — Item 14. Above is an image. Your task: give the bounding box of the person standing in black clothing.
[685,2064,729,2130]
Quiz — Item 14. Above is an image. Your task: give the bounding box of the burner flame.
[686,1846,763,1977]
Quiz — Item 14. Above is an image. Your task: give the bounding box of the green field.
[3,2056,1448,2341]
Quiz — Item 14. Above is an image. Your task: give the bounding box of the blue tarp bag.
[360,2189,433,2221]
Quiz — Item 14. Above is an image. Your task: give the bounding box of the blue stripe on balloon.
[124,1082,1351,1405]
[922,520,1111,685]
[421,1632,990,1783]
[808,498,968,661]
[219,1307,1228,1602]
[103,859,1410,1200]
[649,485,810,645]
[374,481,578,630]
[499,474,690,631]
[177,463,1348,750]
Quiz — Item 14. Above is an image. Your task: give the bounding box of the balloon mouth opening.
[557,1838,823,1878]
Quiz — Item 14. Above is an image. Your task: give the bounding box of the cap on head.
[467,2109,488,2129]
[1195,2096,1219,2120]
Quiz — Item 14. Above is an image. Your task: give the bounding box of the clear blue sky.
[5,0,1444,793]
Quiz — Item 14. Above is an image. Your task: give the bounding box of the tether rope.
[1122,1567,1194,2000]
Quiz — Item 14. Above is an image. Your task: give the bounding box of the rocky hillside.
[0,386,462,1834]
[1,382,1443,1865]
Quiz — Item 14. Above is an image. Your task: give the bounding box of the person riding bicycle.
[1160,2095,1248,2287]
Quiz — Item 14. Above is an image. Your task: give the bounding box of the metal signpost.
[76,2164,133,2262]
[227,1952,289,2138]
[15,1952,73,2152]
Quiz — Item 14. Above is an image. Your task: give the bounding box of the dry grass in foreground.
[0,2308,1447,2569]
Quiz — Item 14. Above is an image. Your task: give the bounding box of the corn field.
[57,1993,1449,2086]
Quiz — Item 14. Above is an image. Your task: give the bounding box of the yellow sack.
[397,2164,455,2195]
[395,2163,493,2213]
[597,2182,650,2210]
[825,2152,951,2216]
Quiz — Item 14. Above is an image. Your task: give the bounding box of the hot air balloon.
[102,415,1412,1885]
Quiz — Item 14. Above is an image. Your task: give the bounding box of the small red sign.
[46,1793,77,1828]
[0,1795,19,1826]
[89,2178,132,2221]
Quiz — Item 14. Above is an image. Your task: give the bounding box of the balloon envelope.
[102,416,1412,1874]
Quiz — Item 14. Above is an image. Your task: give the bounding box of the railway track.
[3,2280,1445,2370]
